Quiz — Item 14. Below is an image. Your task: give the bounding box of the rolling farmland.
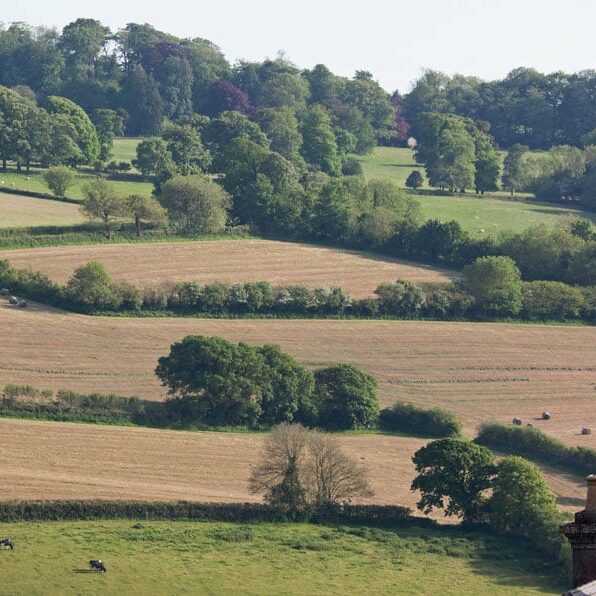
[0,239,455,297]
[0,417,585,517]
[0,301,594,445]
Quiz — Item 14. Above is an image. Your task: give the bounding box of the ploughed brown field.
[0,239,454,298]
[0,300,594,445]
[0,417,585,516]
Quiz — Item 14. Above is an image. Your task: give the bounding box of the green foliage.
[374,280,425,317]
[125,194,167,236]
[65,261,121,309]
[379,402,462,438]
[476,423,596,477]
[301,104,341,176]
[405,170,423,189]
[81,178,125,238]
[161,123,212,175]
[133,137,176,179]
[490,456,557,534]
[158,175,230,235]
[521,280,586,320]
[411,438,495,523]
[45,95,100,164]
[42,166,75,197]
[255,107,303,162]
[502,144,530,195]
[92,108,124,161]
[462,256,522,315]
[314,364,379,430]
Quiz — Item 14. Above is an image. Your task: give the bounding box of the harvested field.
[0,418,585,517]
[0,192,86,228]
[0,239,454,298]
[0,301,594,445]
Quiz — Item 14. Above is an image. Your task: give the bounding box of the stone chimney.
[562,475,596,588]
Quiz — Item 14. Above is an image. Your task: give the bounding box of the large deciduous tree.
[411,438,495,523]
[158,175,230,235]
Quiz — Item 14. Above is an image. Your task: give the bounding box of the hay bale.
[582,427,592,436]
[527,423,534,428]
[512,417,522,426]
[541,411,551,420]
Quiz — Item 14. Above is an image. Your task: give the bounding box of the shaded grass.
[0,521,564,594]
[111,137,142,163]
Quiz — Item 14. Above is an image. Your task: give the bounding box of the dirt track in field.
[0,417,585,517]
[0,300,594,446]
[0,239,455,298]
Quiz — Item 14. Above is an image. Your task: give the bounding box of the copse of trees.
[155,335,380,430]
[411,437,570,574]
[411,112,500,194]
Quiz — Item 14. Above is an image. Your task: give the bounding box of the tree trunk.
[135,215,142,237]
[2,159,6,171]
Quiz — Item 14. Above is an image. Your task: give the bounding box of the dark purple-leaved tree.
[203,80,253,117]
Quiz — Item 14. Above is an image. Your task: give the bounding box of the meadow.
[0,169,153,201]
[0,193,86,229]
[0,300,594,445]
[357,147,596,236]
[0,239,455,296]
[0,417,584,515]
[0,520,563,595]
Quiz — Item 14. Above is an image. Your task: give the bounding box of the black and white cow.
[89,560,107,572]
[0,539,14,550]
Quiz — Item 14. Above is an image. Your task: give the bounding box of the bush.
[405,170,423,190]
[521,280,585,320]
[65,261,122,310]
[42,166,76,197]
[475,423,596,476]
[379,402,462,437]
[314,364,379,430]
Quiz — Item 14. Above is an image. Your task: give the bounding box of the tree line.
[4,20,596,155]
[2,256,595,323]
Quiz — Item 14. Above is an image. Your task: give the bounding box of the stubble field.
[0,417,585,516]
[0,301,594,445]
[0,239,454,297]
[0,193,86,228]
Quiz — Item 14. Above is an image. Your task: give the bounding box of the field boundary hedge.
[0,500,422,526]
[475,423,596,476]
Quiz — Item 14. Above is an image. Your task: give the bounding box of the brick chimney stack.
[562,475,596,588]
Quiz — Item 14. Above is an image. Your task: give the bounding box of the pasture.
[112,137,142,163]
[0,193,86,229]
[0,169,153,201]
[357,147,596,236]
[0,520,563,595]
[0,302,594,445]
[0,239,455,297]
[0,418,585,515]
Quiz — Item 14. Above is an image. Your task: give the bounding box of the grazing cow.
[0,288,9,296]
[0,539,14,549]
[512,417,522,426]
[89,560,107,572]
[582,427,592,436]
[8,296,18,305]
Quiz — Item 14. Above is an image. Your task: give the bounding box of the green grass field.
[357,147,596,237]
[0,193,87,228]
[0,169,153,201]
[112,137,142,163]
[0,521,562,594]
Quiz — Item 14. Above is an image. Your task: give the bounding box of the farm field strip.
[0,303,594,444]
[0,239,455,297]
[0,417,585,516]
[0,193,86,229]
